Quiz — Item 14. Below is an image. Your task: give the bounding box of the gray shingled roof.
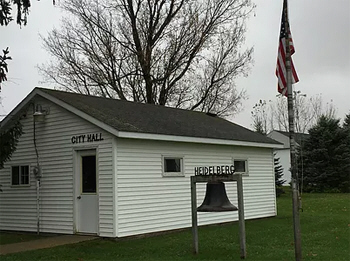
[276,130,309,145]
[39,88,280,145]
[275,130,309,145]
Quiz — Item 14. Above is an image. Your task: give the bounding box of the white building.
[267,130,309,185]
[0,88,282,238]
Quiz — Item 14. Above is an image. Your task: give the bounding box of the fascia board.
[118,131,284,149]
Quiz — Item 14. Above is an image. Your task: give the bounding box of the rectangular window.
[11,165,30,186]
[234,160,248,175]
[162,157,184,177]
[82,155,97,193]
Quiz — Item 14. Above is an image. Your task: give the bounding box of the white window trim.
[11,164,31,187]
[162,155,185,177]
[233,158,249,176]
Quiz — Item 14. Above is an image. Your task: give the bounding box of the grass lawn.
[0,233,44,245]
[1,192,349,260]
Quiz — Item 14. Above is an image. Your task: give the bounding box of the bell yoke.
[195,164,238,212]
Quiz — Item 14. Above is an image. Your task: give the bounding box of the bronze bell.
[197,181,238,212]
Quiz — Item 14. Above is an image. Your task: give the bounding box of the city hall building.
[0,88,282,237]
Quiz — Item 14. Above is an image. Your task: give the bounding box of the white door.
[75,150,98,234]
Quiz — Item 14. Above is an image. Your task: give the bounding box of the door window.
[82,155,96,193]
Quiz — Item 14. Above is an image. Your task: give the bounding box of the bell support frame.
[190,174,246,259]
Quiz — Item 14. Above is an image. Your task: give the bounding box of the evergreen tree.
[341,113,350,191]
[274,154,285,197]
[300,115,350,193]
[343,113,350,129]
[0,121,22,169]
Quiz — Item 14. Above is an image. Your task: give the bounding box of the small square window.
[234,160,248,175]
[162,157,184,177]
[11,165,30,186]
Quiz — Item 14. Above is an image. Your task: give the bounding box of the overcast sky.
[1,0,349,130]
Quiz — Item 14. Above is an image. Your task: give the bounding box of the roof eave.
[118,131,284,149]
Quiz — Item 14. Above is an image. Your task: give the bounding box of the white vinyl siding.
[115,138,276,237]
[0,97,115,237]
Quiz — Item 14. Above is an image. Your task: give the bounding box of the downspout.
[33,104,42,235]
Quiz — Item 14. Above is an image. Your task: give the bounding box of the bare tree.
[252,91,337,133]
[271,91,337,133]
[309,94,337,121]
[39,0,254,116]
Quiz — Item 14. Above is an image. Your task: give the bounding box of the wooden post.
[237,174,246,259]
[191,176,199,254]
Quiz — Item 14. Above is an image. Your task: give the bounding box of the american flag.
[276,0,299,96]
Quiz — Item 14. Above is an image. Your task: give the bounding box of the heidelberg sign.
[194,165,235,176]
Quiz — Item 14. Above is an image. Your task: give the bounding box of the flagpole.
[284,1,302,260]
